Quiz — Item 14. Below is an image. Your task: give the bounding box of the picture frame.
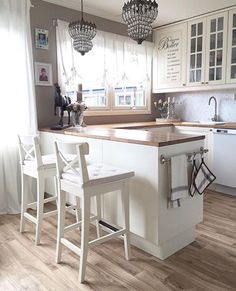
[35,28,49,49]
[35,62,52,86]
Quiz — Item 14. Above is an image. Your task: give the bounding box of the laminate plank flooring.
[0,190,236,291]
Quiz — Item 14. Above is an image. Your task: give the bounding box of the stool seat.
[62,164,134,188]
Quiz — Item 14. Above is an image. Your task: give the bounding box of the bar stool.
[18,135,76,245]
[54,140,134,283]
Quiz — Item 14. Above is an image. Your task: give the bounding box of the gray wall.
[30,0,158,128]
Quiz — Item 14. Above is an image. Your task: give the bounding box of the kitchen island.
[40,124,205,260]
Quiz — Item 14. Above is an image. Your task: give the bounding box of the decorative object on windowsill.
[67,101,88,127]
[68,0,96,55]
[122,0,158,44]
[154,98,180,123]
[50,83,72,130]
[154,99,168,118]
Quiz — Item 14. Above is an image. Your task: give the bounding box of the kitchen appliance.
[213,128,236,188]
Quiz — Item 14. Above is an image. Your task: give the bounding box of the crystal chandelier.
[122,0,158,44]
[68,0,96,56]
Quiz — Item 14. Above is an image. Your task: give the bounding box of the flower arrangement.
[67,101,87,127]
[154,99,168,118]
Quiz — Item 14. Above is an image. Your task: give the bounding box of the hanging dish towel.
[167,155,189,208]
[189,157,198,197]
[194,157,216,195]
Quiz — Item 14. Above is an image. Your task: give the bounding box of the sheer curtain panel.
[0,0,37,214]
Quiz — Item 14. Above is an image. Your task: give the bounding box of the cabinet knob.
[205,82,209,84]
[182,83,186,86]
[201,82,204,84]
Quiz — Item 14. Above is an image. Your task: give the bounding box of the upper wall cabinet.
[205,12,228,85]
[152,7,236,93]
[227,8,236,83]
[153,23,187,91]
[187,12,228,86]
[187,17,206,86]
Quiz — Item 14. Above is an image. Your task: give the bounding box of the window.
[56,19,153,115]
[114,85,146,108]
[83,88,107,107]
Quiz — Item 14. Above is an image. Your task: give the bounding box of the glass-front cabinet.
[205,12,228,84]
[227,9,236,83]
[187,18,206,86]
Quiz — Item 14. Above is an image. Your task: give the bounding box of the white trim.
[153,5,236,31]
[153,83,236,94]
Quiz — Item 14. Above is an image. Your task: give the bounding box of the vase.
[160,113,167,119]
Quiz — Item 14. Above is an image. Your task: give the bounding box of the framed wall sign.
[35,62,52,86]
[35,28,49,49]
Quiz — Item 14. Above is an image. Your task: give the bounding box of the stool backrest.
[17,135,43,167]
[54,140,89,185]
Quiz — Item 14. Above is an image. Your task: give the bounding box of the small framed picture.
[35,28,49,49]
[35,62,52,86]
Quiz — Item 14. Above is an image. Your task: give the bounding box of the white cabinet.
[213,129,236,188]
[187,18,206,86]
[153,7,235,93]
[227,8,236,83]
[153,23,187,91]
[187,12,228,87]
[205,12,228,85]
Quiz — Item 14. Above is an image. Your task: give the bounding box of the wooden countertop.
[40,121,236,147]
[40,124,204,147]
[64,127,204,147]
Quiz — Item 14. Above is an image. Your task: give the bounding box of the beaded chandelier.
[122,0,158,44]
[68,0,96,56]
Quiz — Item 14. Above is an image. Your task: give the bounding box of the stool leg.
[75,197,81,224]
[35,174,45,246]
[79,194,90,283]
[121,181,131,261]
[54,176,58,209]
[56,187,66,263]
[20,171,27,233]
[95,195,102,238]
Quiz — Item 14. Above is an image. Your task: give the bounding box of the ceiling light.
[68,0,96,56]
[122,0,158,44]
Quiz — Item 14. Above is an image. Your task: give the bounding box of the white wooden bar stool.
[18,135,58,245]
[54,140,134,283]
[18,135,76,245]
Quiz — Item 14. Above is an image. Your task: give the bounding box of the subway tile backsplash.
[167,90,236,122]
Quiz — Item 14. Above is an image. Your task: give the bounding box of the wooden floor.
[0,190,236,291]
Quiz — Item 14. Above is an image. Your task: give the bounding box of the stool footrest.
[43,209,58,218]
[64,215,98,233]
[61,238,81,256]
[99,220,119,233]
[24,212,37,224]
[88,229,126,248]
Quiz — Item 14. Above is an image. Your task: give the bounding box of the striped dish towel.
[189,158,198,197]
[194,158,216,195]
[167,155,189,208]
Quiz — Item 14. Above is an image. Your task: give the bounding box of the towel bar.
[160,147,209,164]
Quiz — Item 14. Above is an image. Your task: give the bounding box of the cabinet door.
[153,23,187,91]
[226,9,236,83]
[187,18,206,86]
[205,12,228,85]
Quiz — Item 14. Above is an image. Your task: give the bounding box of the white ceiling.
[43,0,236,27]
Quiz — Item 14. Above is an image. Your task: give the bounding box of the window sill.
[84,109,151,116]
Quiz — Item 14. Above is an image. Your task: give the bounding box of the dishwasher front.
[213,128,236,188]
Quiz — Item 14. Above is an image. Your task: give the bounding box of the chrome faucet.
[208,96,218,122]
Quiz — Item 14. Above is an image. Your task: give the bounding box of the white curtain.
[0,0,37,214]
[56,19,153,94]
